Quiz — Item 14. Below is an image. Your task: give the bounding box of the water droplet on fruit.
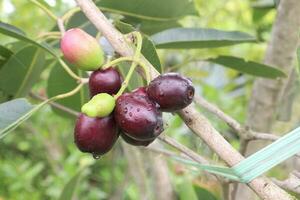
[93,153,101,159]
[159,92,164,97]
[129,112,133,117]
[124,107,128,113]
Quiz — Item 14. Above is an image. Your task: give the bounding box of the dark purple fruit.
[147,73,195,112]
[74,114,119,156]
[89,67,122,97]
[121,132,154,146]
[114,87,164,141]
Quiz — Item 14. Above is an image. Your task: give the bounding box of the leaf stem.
[51,82,85,101]
[62,7,81,22]
[29,0,57,21]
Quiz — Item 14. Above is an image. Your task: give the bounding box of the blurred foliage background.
[0,0,287,199]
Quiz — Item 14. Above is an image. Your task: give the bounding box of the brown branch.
[272,172,300,194]
[158,134,209,165]
[73,1,295,199]
[194,95,243,133]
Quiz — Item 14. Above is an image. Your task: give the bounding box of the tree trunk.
[234,0,300,199]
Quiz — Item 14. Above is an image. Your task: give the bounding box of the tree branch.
[272,172,300,194]
[74,0,295,199]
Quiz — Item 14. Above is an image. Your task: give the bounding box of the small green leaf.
[0,98,48,139]
[0,22,57,56]
[47,61,89,118]
[151,28,256,49]
[193,185,218,200]
[58,170,84,200]
[97,0,197,21]
[115,21,136,34]
[141,36,162,72]
[208,56,286,78]
[177,179,198,200]
[0,45,46,97]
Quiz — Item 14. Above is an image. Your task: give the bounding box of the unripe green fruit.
[81,93,115,118]
[60,28,104,71]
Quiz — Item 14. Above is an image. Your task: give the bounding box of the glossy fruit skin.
[121,132,154,146]
[81,93,115,118]
[74,114,119,156]
[89,67,122,97]
[147,73,195,112]
[114,87,164,141]
[61,28,104,71]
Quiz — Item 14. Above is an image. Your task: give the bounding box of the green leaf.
[0,22,57,56]
[141,36,162,73]
[193,185,218,200]
[66,12,98,36]
[151,28,256,49]
[115,21,162,73]
[138,20,181,35]
[122,17,181,35]
[0,45,13,59]
[58,170,84,200]
[47,61,89,118]
[97,0,197,21]
[208,56,286,78]
[252,0,276,8]
[0,45,14,69]
[0,98,48,139]
[0,45,46,97]
[177,179,198,200]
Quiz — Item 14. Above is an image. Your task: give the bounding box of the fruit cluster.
[61,28,195,158]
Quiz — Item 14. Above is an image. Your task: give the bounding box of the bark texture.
[234,0,300,199]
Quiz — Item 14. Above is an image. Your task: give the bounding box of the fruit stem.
[29,0,57,21]
[58,58,84,82]
[62,7,81,21]
[51,82,85,101]
[114,32,143,99]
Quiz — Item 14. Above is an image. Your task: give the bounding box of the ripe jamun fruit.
[147,73,194,112]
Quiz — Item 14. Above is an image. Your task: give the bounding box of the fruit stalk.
[114,32,143,99]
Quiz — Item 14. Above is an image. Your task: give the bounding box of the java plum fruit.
[114,87,164,141]
[146,73,195,112]
[74,114,119,157]
[121,132,154,146]
[60,28,104,71]
[89,67,122,97]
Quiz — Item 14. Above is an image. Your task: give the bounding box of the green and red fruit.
[60,28,104,71]
[74,114,119,156]
[114,87,164,141]
[146,73,195,112]
[89,67,122,97]
[81,93,115,118]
